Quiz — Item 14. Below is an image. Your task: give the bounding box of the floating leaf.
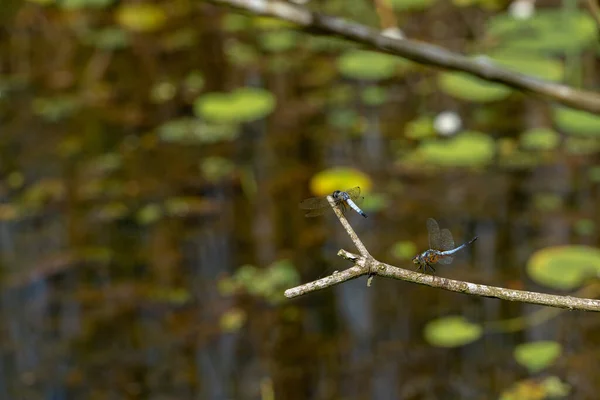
[554,107,600,137]
[405,116,436,140]
[527,245,600,290]
[391,241,417,260]
[338,50,407,81]
[514,341,561,373]
[58,0,115,9]
[424,316,483,348]
[158,118,239,144]
[309,167,372,197]
[589,166,600,183]
[487,10,596,53]
[32,96,79,122]
[136,204,163,225]
[194,88,276,123]
[220,308,247,333]
[414,131,495,167]
[388,0,436,11]
[500,376,571,400]
[361,86,387,106]
[150,81,177,104]
[438,72,511,102]
[116,4,167,32]
[489,52,564,82]
[259,31,298,52]
[532,193,562,211]
[574,218,595,236]
[520,128,560,151]
[200,157,235,183]
[83,27,128,50]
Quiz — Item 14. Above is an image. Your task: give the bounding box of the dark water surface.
[0,2,599,399]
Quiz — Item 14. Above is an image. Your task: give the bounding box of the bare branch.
[205,0,600,113]
[286,250,600,312]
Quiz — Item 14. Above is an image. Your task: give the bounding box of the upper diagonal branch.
[205,0,600,113]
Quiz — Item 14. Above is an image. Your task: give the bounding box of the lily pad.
[388,0,436,11]
[361,86,387,106]
[194,88,276,123]
[390,241,417,260]
[259,31,298,52]
[405,116,436,140]
[415,131,495,167]
[500,376,571,400]
[424,316,483,348]
[527,245,600,290]
[565,137,600,155]
[309,167,372,197]
[489,52,564,82]
[520,128,560,151]
[58,0,115,9]
[514,341,561,373]
[337,50,407,81]
[438,72,511,102]
[116,4,167,32]
[554,107,600,137]
[158,118,239,144]
[487,10,596,54]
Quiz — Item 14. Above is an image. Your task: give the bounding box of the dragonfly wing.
[439,228,455,251]
[299,196,330,210]
[305,208,327,217]
[344,187,362,202]
[426,218,441,250]
[438,256,453,265]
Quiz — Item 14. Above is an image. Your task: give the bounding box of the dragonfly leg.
[427,263,436,274]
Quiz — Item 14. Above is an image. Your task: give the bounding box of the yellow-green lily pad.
[115,4,167,32]
[514,341,561,373]
[554,107,600,137]
[424,316,483,348]
[309,167,372,197]
[194,88,276,123]
[487,10,596,53]
[388,0,436,11]
[390,241,417,260]
[527,245,600,290]
[337,50,408,81]
[500,376,571,400]
[489,52,564,82]
[438,72,511,102]
[520,128,560,151]
[415,131,495,167]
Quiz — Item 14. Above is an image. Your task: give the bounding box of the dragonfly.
[299,186,367,218]
[412,218,477,273]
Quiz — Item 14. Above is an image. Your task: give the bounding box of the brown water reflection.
[1,3,600,400]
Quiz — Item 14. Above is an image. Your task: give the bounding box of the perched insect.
[412,218,477,273]
[299,187,367,218]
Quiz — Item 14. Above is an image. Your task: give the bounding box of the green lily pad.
[194,88,276,123]
[390,241,417,260]
[405,116,436,140]
[565,137,600,155]
[574,218,595,236]
[200,157,235,183]
[438,72,511,102]
[309,167,372,197]
[388,0,436,11]
[361,86,387,106]
[527,245,600,290]
[520,128,560,151]
[424,316,483,348]
[514,341,561,373]
[589,166,600,183]
[415,131,495,167]
[500,376,571,400]
[58,0,115,9]
[489,52,564,82]
[158,118,239,144]
[337,50,406,81]
[259,31,298,52]
[220,308,247,333]
[487,10,596,54]
[116,4,167,32]
[554,107,600,137]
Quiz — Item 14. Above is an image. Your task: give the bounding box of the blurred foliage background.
[1,0,600,398]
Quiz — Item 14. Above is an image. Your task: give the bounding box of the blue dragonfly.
[412,218,477,273]
[299,186,367,218]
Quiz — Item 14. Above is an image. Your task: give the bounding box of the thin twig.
[205,0,600,113]
[327,195,370,258]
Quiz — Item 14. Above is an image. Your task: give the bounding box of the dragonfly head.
[331,190,342,199]
[411,254,421,265]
